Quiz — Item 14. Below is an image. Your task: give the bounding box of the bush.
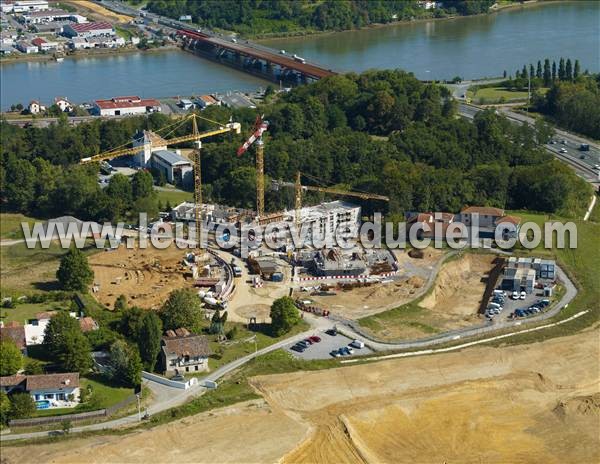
[9,393,36,419]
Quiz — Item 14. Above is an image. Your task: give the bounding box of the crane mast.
[237,116,269,219]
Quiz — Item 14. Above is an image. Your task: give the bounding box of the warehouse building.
[93,96,161,116]
[63,21,114,38]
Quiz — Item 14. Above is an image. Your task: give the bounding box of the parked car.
[325,328,337,336]
[291,345,305,353]
[512,291,520,300]
[350,340,365,349]
[308,336,321,343]
[520,291,527,300]
[297,340,310,348]
[560,147,568,154]
[330,350,341,358]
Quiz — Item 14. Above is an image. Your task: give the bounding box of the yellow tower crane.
[273,171,389,227]
[80,113,241,249]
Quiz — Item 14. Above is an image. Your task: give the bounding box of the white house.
[31,37,58,52]
[93,95,161,116]
[0,373,80,409]
[54,96,73,112]
[160,328,211,376]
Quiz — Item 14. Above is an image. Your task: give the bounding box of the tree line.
[145,0,496,36]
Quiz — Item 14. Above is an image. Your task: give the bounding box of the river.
[1,1,598,109]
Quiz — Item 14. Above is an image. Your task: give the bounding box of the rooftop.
[95,96,160,110]
[0,325,26,350]
[68,21,113,33]
[152,149,191,166]
[25,372,79,391]
[162,333,211,358]
[461,206,505,216]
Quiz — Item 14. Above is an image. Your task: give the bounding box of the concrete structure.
[93,96,161,116]
[313,249,366,277]
[171,201,247,227]
[2,0,49,14]
[502,257,556,294]
[503,267,536,294]
[218,92,256,109]
[16,40,37,53]
[0,373,80,409]
[160,328,211,376]
[63,21,114,38]
[506,257,556,280]
[297,200,360,237]
[131,130,193,188]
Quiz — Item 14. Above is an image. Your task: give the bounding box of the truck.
[292,54,306,64]
[579,143,590,151]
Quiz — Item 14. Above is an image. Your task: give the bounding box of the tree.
[521,65,527,79]
[105,173,132,219]
[114,294,128,312]
[160,289,202,331]
[534,119,555,145]
[269,297,301,337]
[552,61,557,81]
[558,57,565,80]
[0,340,22,376]
[565,58,573,81]
[0,391,10,425]
[120,306,144,338]
[131,170,154,199]
[9,393,35,419]
[543,59,551,86]
[44,311,92,373]
[536,60,542,79]
[573,59,580,80]
[56,246,94,292]
[108,340,142,387]
[61,419,73,434]
[137,311,163,371]
[209,310,227,335]
[23,358,44,375]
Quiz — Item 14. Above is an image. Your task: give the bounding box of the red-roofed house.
[195,94,220,109]
[406,211,457,240]
[64,21,114,38]
[28,99,46,114]
[31,36,57,51]
[0,324,27,355]
[54,96,73,112]
[93,96,161,116]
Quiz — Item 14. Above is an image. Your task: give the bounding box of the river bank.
[0,45,179,66]
[250,0,546,41]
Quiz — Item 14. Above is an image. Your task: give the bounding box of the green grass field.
[154,187,193,207]
[0,301,70,324]
[468,86,548,104]
[0,213,37,240]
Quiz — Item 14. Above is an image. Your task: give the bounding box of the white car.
[512,291,520,300]
[520,291,527,300]
[350,340,365,349]
[559,148,567,154]
[594,164,600,171]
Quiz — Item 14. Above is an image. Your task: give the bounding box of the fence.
[8,393,137,428]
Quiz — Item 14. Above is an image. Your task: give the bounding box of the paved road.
[457,103,600,186]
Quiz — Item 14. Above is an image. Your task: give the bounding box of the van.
[488,302,501,309]
[350,340,365,349]
[493,290,507,297]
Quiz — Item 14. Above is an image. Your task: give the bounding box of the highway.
[458,103,600,187]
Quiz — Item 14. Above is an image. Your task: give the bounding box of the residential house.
[54,96,73,112]
[0,373,80,409]
[0,322,27,355]
[160,328,211,376]
[458,206,521,239]
[79,316,99,333]
[406,211,456,240]
[28,100,46,114]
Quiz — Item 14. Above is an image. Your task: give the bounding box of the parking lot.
[287,329,373,360]
[488,286,555,324]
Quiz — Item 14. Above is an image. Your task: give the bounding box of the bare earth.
[89,245,198,310]
[298,249,445,320]
[5,328,598,464]
[70,1,133,23]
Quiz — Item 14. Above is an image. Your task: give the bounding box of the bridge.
[177,29,337,84]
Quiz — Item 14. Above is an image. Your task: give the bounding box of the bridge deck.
[178,30,337,80]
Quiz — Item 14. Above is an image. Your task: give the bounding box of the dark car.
[291,345,305,353]
[325,328,337,336]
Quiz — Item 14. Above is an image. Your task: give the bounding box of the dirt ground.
[5,328,598,463]
[89,244,206,310]
[70,1,133,23]
[419,253,495,316]
[296,249,444,320]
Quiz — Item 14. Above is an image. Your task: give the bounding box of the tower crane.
[80,113,241,249]
[237,115,269,219]
[273,171,389,227]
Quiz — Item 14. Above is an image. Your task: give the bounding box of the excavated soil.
[419,253,496,316]
[6,328,598,464]
[88,244,205,310]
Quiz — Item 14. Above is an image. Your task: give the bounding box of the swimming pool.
[35,400,51,409]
